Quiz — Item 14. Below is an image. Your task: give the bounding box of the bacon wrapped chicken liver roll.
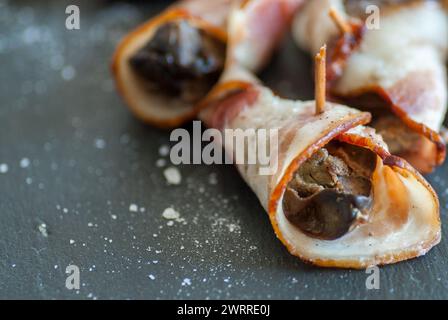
[293,0,448,173]
[112,0,302,128]
[196,2,441,267]
[200,62,440,268]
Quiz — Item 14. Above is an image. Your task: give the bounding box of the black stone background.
[0,0,447,299]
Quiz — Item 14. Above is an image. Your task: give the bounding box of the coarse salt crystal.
[182,278,192,286]
[0,163,8,173]
[61,65,76,81]
[159,145,170,157]
[162,207,180,220]
[94,138,106,149]
[38,223,48,237]
[20,158,30,168]
[163,167,181,185]
[156,158,166,167]
[208,173,218,185]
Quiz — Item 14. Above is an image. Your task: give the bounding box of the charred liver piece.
[129,21,226,103]
[283,143,376,240]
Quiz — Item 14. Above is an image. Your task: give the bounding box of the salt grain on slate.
[38,223,48,237]
[181,278,192,286]
[162,207,180,220]
[208,173,218,185]
[20,158,30,168]
[164,167,181,185]
[156,158,166,167]
[94,138,106,149]
[0,164,8,174]
[61,65,76,81]
[159,145,170,157]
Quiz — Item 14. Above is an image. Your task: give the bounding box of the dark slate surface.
[0,0,447,300]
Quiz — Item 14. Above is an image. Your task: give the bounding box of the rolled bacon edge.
[293,0,448,173]
[199,66,440,268]
[111,0,303,128]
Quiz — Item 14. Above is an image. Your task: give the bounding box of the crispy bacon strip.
[111,0,303,128]
[293,0,448,173]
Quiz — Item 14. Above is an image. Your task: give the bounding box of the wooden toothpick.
[329,7,352,35]
[315,45,327,115]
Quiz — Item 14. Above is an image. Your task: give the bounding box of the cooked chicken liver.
[283,142,376,240]
[129,21,225,103]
